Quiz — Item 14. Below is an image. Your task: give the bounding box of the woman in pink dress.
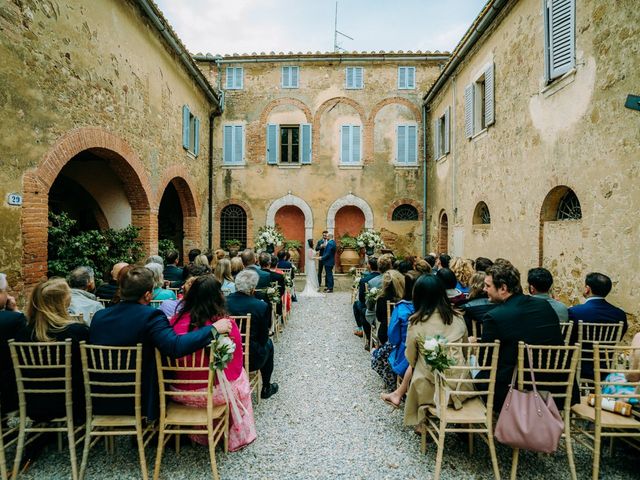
[170,274,256,451]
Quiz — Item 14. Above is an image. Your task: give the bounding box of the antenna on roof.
[333,1,353,53]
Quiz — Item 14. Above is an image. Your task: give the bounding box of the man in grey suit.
[527,267,568,321]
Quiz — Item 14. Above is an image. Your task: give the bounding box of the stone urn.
[339,248,360,273]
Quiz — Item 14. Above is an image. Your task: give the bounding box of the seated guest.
[67,266,104,324]
[371,271,407,391]
[145,263,177,301]
[352,256,380,338]
[213,258,236,295]
[401,274,470,427]
[568,272,628,379]
[450,257,474,295]
[527,267,568,321]
[230,257,244,278]
[435,253,451,271]
[459,271,497,337]
[414,259,431,275]
[146,255,163,266]
[479,261,565,411]
[89,267,231,418]
[182,248,202,280]
[170,275,256,451]
[204,250,216,270]
[0,273,27,412]
[225,270,278,399]
[436,268,467,306]
[363,254,393,342]
[264,254,286,314]
[158,266,209,319]
[424,254,436,269]
[194,254,211,270]
[95,262,129,300]
[214,249,226,261]
[276,250,294,279]
[474,256,493,273]
[240,249,271,288]
[163,250,184,287]
[15,278,88,422]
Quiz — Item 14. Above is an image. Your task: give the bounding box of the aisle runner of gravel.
[21,293,635,479]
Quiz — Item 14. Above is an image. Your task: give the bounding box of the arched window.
[556,190,582,220]
[220,204,247,249]
[473,201,491,225]
[392,204,419,221]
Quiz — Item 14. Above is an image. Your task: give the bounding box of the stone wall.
[426,0,640,332]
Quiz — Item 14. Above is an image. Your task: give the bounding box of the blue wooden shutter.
[407,125,417,164]
[266,124,278,164]
[300,123,312,164]
[397,125,406,164]
[281,67,289,87]
[547,0,575,80]
[236,67,243,89]
[291,66,299,87]
[182,105,190,149]
[352,126,361,163]
[398,67,406,89]
[223,125,233,164]
[234,125,243,164]
[193,117,200,156]
[444,107,450,154]
[407,67,415,89]
[341,126,350,163]
[434,119,440,159]
[355,67,363,88]
[346,67,354,89]
[225,67,233,89]
[464,85,474,138]
[484,63,495,127]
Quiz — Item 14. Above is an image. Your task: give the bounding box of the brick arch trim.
[368,96,422,124]
[265,194,314,246]
[386,198,424,221]
[259,97,313,125]
[156,166,201,216]
[21,127,155,288]
[215,198,254,249]
[538,185,583,266]
[313,97,370,163]
[326,194,374,235]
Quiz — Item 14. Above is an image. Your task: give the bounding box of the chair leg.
[468,432,474,455]
[175,434,180,455]
[433,422,447,480]
[592,428,601,480]
[207,425,220,480]
[153,428,165,480]
[12,421,26,479]
[67,418,79,480]
[0,435,7,480]
[487,431,501,480]
[510,448,519,480]
[79,424,92,480]
[136,426,149,480]
[420,428,427,455]
[564,431,577,480]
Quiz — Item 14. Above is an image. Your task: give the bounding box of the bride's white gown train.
[298,247,325,297]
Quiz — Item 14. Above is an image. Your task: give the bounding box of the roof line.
[195,54,450,64]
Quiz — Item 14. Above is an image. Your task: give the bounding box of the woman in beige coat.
[404,274,469,426]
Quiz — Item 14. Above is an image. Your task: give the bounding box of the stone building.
[0,0,220,292]
[195,52,446,269]
[424,0,640,327]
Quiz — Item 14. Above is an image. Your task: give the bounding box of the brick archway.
[369,97,422,166]
[215,198,254,249]
[157,166,202,257]
[387,198,424,221]
[313,97,370,163]
[21,127,154,288]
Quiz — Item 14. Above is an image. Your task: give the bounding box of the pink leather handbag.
[494,345,564,454]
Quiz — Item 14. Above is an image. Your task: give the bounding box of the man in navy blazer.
[569,272,628,379]
[89,267,231,419]
[321,233,337,292]
[241,248,271,288]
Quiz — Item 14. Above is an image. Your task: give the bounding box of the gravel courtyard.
[19,292,637,479]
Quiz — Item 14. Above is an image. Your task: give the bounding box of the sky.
[154,0,487,56]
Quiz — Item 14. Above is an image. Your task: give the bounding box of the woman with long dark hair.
[298,239,324,297]
[170,274,256,451]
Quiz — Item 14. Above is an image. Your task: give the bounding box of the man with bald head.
[95,261,129,300]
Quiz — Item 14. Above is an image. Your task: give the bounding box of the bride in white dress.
[298,239,325,297]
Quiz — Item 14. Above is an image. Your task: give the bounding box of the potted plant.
[339,234,360,273]
[225,239,242,255]
[283,239,302,268]
[255,225,284,253]
[356,229,385,257]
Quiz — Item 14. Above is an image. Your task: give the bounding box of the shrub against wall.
[48,212,143,281]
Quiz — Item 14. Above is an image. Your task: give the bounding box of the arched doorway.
[334,206,365,271]
[274,205,306,271]
[438,211,448,253]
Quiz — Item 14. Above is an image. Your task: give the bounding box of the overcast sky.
[154,0,487,56]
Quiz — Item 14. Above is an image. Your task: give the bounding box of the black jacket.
[225,292,271,371]
[0,310,27,411]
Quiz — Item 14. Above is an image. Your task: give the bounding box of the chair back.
[149,300,164,309]
[168,287,180,296]
[434,341,501,415]
[97,298,110,307]
[69,312,94,324]
[559,321,573,346]
[79,343,142,418]
[593,343,640,418]
[576,321,624,386]
[230,315,251,373]
[355,267,367,276]
[386,301,396,323]
[516,342,580,413]
[280,268,292,278]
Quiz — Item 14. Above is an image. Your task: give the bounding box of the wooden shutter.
[193,117,200,156]
[182,105,190,149]
[444,107,450,154]
[225,67,233,89]
[223,125,233,164]
[355,67,363,88]
[464,84,474,138]
[397,125,406,164]
[266,124,278,164]
[398,67,406,89]
[407,125,417,164]
[547,0,575,80]
[341,126,350,163]
[291,67,299,87]
[434,119,440,159]
[352,126,361,163]
[407,67,415,89]
[300,123,312,164]
[234,125,243,163]
[282,67,289,87]
[235,67,243,89]
[346,67,354,89]
[484,63,495,127]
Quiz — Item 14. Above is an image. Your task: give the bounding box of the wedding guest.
[67,266,104,324]
[163,250,184,287]
[146,255,164,266]
[109,264,133,306]
[226,270,278,399]
[0,273,27,412]
[363,254,393,342]
[459,271,496,337]
[450,257,474,295]
[214,249,226,261]
[436,268,467,306]
[276,250,295,278]
[95,261,129,300]
[194,254,211,270]
[352,256,380,338]
[230,257,244,278]
[240,249,270,288]
[474,256,493,273]
[527,267,568,321]
[170,275,256,451]
[435,254,451,271]
[414,259,432,275]
[424,255,436,269]
[181,248,202,280]
[214,258,236,295]
[270,254,291,314]
[145,263,176,301]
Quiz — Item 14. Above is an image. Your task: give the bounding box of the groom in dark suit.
[321,233,337,292]
[315,230,329,288]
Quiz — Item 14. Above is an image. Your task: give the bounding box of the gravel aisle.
[19,293,636,479]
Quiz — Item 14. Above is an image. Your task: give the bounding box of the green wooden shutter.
[464,85,474,138]
[193,117,200,156]
[300,123,312,164]
[182,105,190,149]
[484,63,495,127]
[266,124,278,164]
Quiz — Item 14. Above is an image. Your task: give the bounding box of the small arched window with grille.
[392,204,419,221]
[220,204,247,249]
[473,201,491,225]
[556,190,582,220]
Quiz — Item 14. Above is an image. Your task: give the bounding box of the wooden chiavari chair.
[576,321,624,393]
[230,315,262,404]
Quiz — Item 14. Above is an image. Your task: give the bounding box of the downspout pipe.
[208,113,215,251]
[422,104,428,257]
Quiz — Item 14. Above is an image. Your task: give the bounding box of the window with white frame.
[281,66,299,88]
[182,105,200,156]
[464,63,494,138]
[544,0,575,82]
[340,125,362,165]
[433,107,450,159]
[398,66,416,89]
[266,124,312,165]
[396,124,417,165]
[345,67,364,89]
[225,67,243,90]
[223,125,244,165]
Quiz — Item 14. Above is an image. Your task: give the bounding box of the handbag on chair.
[494,344,564,454]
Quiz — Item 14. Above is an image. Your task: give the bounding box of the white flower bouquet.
[356,229,385,251]
[209,334,236,372]
[365,286,380,309]
[418,334,456,373]
[255,225,285,252]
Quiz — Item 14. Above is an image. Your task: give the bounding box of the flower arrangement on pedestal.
[255,225,284,253]
[356,229,385,256]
